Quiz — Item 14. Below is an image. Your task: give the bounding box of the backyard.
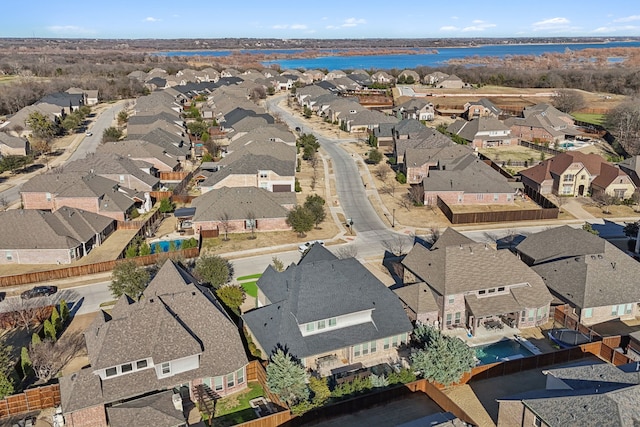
[211,382,265,426]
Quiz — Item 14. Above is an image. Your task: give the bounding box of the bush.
[387,368,416,385]
[396,171,407,184]
[367,149,383,164]
[295,178,302,192]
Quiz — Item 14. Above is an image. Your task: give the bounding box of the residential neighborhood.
[1,39,640,427]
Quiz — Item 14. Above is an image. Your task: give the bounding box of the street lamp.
[392,209,396,228]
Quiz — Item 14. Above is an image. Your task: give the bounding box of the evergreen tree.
[109,260,150,299]
[31,333,41,346]
[286,205,315,236]
[0,372,14,399]
[195,254,232,289]
[59,300,69,323]
[44,319,56,341]
[266,349,309,407]
[215,285,246,315]
[410,325,475,386]
[20,347,31,378]
[50,307,61,333]
[303,195,326,228]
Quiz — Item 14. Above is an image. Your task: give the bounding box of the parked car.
[21,285,58,300]
[85,131,93,136]
[298,240,325,252]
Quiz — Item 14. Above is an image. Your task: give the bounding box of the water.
[155,41,640,70]
[474,339,534,365]
[150,239,183,254]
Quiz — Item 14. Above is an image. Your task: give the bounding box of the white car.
[85,131,93,136]
[298,240,325,252]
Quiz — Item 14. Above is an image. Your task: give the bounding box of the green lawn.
[241,281,258,298]
[572,113,605,126]
[236,273,263,281]
[214,382,264,425]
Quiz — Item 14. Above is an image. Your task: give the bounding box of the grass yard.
[236,273,262,281]
[572,113,605,126]
[213,382,264,425]
[240,281,258,298]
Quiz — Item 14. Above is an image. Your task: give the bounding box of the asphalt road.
[0,101,126,206]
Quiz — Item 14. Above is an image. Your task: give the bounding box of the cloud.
[592,25,639,33]
[451,16,459,20]
[272,24,308,30]
[462,20,496,32]
[342,18,366,27]
[144,17,161,22]
[46,25,95,35]
[439,26,459,31]
[532,17,570,30]
[614,15,640,23]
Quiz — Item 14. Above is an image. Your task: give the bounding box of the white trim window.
[583,308,593,319]
[161,362,171,376]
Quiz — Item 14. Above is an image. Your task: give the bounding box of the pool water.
[474,339,534,365]
[150,239,183,254]
[560,142,575,148]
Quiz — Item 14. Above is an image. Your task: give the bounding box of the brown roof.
[591,163,629,189]
[520,152,609,185]
[394,282,440,314]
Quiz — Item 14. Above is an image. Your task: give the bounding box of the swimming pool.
[150,239,184,254]
[474,339,534,365]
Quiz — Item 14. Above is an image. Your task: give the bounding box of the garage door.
[272,185,292,192]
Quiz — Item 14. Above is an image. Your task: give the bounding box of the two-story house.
[400,228,552,335]
[446,117,517,148]
[242,244,413,376]
[393,99,435,121]
[515,226,640,326]
[463,98,502,120]
[59,260,249,427]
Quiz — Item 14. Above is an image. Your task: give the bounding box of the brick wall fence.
[0,383,60,419]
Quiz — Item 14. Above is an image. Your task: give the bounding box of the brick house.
[242,244,413,376]
[20,172,142,221]
[404,145,471,185]
[401,228,552,335]
[519,151,635,198]
[462,98,502,120]
[59,260,249,427]
[0,207,115,265]
[503,103,578,144]
[191,186,294,235]
[516,226,640,326]
[446,117,517,149]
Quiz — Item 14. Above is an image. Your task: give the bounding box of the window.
[45,192,52,201]
[392,335,399,347]
[563,174,575,182]
[214,376,223,391]
[105,367,117,377]
[136,359,148,369]
[383,338,390,350]
[507,194,512,202]
[534,415,543,427]
[354,344,361,357]
[580,174,586,180]
[448,296,455,304]
[328,318,337,327]
[494,193,499,201]
[446,313,452,326]
[226,373,235,388]
[478,290,486,295]
[161,362,171,375]
[306,323,315,332]
[454,312,461,323]
[615,189,626,199]
[488,288,496,294]
[121,363,133,373]
[528,309,535,322]
[476,194,484,201]
[317,320,326,330]
[5,253,12,261]
[236,368,244,384]
[583,308,593,318]
[370,340,377,354]
[626,303,633,314]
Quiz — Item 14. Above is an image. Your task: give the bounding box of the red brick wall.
[65,405,107,427]
[425,191,513,206]
[509,125,561,143]
[54,197,99,213]
[20,192,55,210]
[195,218,290,234]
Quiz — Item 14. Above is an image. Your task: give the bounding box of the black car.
[20,286,58,300]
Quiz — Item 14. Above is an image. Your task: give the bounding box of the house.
[446,117,517,148]
[393,99,435,121]
[303,69,325,81]
[295,85,331,106]
[324,70,347,80]
[66,87,99,106]
[422,153,517,206]
[401,228,552,334]
[191,186,294,234]
[590,162,636,200]
[371,71,394,85]
[618,155,640,188]
[199,150,295,193]
[496,361,640,427]
[21,172,142,221]
[393,121,454,166]
[504,103,578,144]
[515,226,640,326]
[423,72,449,85]
[63,152,160,192]
[37,92,86,115]
[519,151,634,198]
[436,74,465,89]
[59,260,249,427]
[0,207,115,265]
[97,140,181,172]
[463,98,501,120]
[0,132,30,156]
[242,244,413,375]
[345,109,398,133]
[398,70,420,84]
[403,145,472,185]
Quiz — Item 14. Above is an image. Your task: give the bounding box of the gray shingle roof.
[242,244,412,359]
[200,153,294,187]
[192,186,293,221]
[106,390,185,427]
[62,260,248,411]
[516,226,606,265]
[0,132,28,149]
[0,207,114,250]
[446,117,510,142]
[394,282,440,315]
[63,152,159,189]
[531,242,640,309]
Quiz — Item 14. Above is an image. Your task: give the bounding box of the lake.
[157,41,640,70]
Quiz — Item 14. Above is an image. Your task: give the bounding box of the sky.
[2,1,640,39]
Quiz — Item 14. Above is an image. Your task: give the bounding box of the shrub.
[396,171,407,184]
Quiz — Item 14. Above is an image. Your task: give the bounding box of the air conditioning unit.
[172,393,183,412]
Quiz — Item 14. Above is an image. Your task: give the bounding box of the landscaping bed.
[212,382,265,426]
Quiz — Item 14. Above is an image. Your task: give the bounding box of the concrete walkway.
[562,197,596,220]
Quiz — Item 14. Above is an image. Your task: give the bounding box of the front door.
[578,185,585,196]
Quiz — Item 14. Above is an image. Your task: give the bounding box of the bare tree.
[398,194,413,211]
[219,212,231,241]
[29,331,85,383]
[426,228,441,245]
[336,245,358,259]
[552,194,567,213]
[407,185,424,206]
[592,192,615,214]
[246,211,256,240]
[382,235,410,256]
[374,163,392,181]
[552,89,586,113]
[381,179,398,197]
[2,298,50,331]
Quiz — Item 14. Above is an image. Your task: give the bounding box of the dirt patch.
[59,313,95,376]
[581,203,640,219]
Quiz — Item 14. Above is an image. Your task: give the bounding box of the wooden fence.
[159,171,190,181]
[518,139,564,156]
[200,229,220,239]
[437,196,559,225]
[0,247,200,288]
[0,383,60,419]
